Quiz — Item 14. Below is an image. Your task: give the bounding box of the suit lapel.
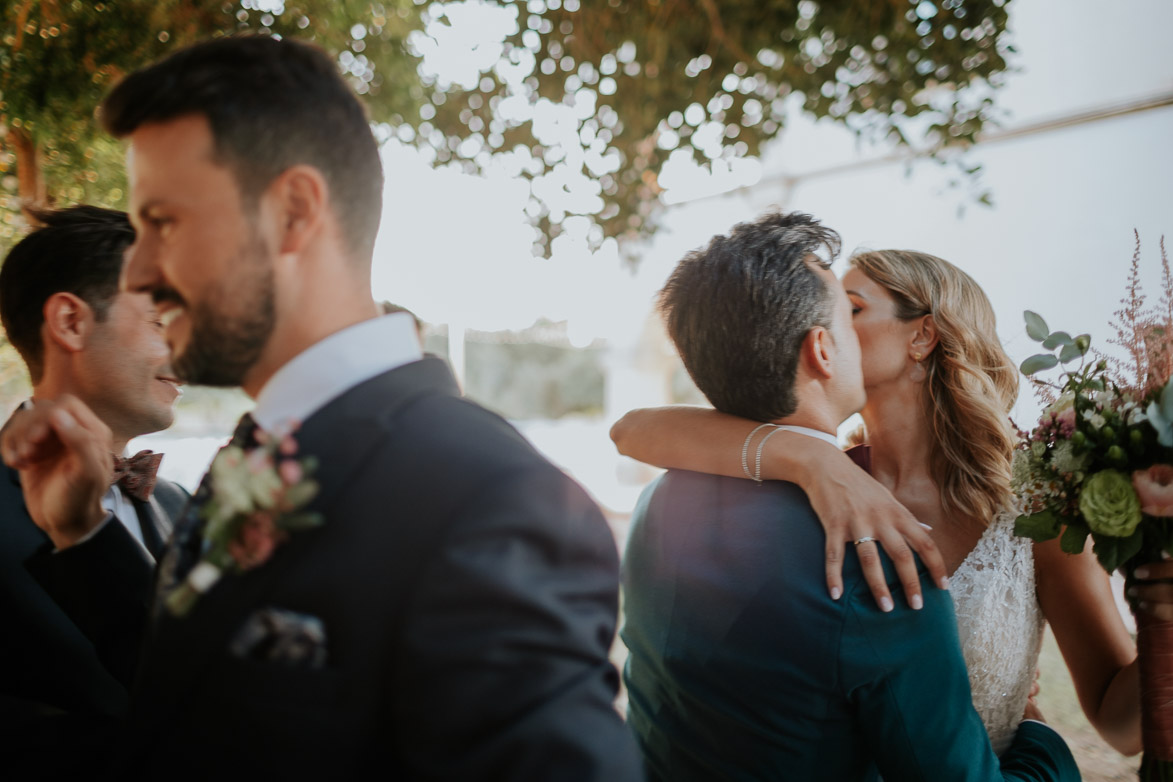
[131,496,168,559]
[134,357,461,739]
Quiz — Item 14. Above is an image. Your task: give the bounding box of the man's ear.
[909,313,940,358]
[42,292,95,354]
[803,326,835,380]
[271,165,328,256]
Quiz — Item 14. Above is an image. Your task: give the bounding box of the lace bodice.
[949,508,1044,755]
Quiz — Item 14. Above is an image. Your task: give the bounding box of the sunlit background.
[2,1,1169,776]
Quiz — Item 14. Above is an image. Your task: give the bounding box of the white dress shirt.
[101,483,150,555]
[251,312,424,433]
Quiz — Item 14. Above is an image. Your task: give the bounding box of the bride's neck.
[859,383,935,492]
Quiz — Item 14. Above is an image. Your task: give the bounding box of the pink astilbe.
[1101,232,1173,396]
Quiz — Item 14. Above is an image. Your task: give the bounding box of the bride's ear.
[909,314,939,360]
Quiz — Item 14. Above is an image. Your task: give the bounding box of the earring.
[909,352,926,382]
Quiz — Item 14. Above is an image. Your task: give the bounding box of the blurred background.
[2,1,1170,777]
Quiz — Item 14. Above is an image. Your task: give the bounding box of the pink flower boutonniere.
[166,425,323,617]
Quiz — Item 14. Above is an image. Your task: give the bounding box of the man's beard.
[173,231,276,387]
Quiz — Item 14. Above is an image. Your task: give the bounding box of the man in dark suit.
[0,206,187,774]
[621,212,1080,781]
[2,36,641,779]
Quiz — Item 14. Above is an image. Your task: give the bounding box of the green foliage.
[418,0,1014,254]
[1014,509,1060,542]
[2,0,1015,256]
[0,0,426,245]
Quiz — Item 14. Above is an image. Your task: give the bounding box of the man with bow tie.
[0,205,187,776]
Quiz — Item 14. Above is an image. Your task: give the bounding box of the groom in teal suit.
[621,211,1079,781]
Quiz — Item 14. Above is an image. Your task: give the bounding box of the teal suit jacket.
[621,470,1080,782]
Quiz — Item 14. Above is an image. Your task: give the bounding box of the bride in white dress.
[611,249,1145,756]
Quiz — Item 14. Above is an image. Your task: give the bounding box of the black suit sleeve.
[25,519,157,687]
[391,464,644,781]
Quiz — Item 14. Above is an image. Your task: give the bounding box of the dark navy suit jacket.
[30,357,644,780]
[622,469,1080,782]
[0,458,185,777]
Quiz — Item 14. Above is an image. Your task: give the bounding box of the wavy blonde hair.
[850,250,1019,523]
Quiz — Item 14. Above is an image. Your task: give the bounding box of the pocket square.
[229,607,328,670]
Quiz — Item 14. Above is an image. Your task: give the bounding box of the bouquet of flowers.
[1014,235,1173,780]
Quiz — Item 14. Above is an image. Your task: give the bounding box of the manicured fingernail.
[830,586,842,601]
[51,409,75,429]
[939,577,950,590]
[1139,601,1151,614]
[918,522,932,530]
[1135,567,1150,580]
[880,597,894,612]
[911,594,923,610]
[1127,587,1138,597]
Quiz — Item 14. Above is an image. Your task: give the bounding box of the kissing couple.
[614,210,1170,780]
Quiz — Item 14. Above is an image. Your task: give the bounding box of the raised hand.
[783,437,948,612]
[1,395,113,549]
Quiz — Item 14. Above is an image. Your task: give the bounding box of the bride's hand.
[1130,559,1173,620]
[771,435,949,612]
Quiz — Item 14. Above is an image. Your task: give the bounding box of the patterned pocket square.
[229,607,328,670]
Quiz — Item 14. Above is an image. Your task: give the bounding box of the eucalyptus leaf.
[1020,354,1059,376]
[1059,342,1083,363]
[1024,311,1049,342]
[1041,331,1073,349]
[1014,510,1061,542]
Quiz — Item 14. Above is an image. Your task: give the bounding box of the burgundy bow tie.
[111,450,163,501]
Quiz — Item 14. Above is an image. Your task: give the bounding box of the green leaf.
[277,512,325,532]
[1014,511,1061,542]
[1042,331,1073,349]
[1093,531,1145,574]
[1024,311,1049,341]
[1059,342,1083,363]
[1059,523,1090,554]
[1020,354,1059,376]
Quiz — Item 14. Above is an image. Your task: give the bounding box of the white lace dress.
[949,508,1045,755]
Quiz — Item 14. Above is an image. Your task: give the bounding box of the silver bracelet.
[741,423,777,481]
[754,426,788,483]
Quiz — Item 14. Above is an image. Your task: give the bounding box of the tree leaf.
[1020,354,1059,376]
[1042,331,1073,349]
[1024,311,1049,341]
[1014,511,1061,542]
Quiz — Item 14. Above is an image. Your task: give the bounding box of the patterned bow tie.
[111,449,163,501]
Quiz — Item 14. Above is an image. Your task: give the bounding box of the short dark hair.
[100,35,383,261]
[659,211,841,421]
[0,206,134,383]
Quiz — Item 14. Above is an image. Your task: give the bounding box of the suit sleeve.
[839,573,1080,782]
[25,518,157,687]
[391,464,645,781]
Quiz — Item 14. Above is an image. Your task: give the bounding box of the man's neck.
[31,382,130,455]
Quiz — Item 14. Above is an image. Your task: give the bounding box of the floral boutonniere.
[166,425,323,617]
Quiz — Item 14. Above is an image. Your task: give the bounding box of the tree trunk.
[11,126,45,220]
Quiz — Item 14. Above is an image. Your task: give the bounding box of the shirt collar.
[773,424,840,448]
[252,313,423,432]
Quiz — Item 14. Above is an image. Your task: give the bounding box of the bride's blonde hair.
[850,250,1019,523]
